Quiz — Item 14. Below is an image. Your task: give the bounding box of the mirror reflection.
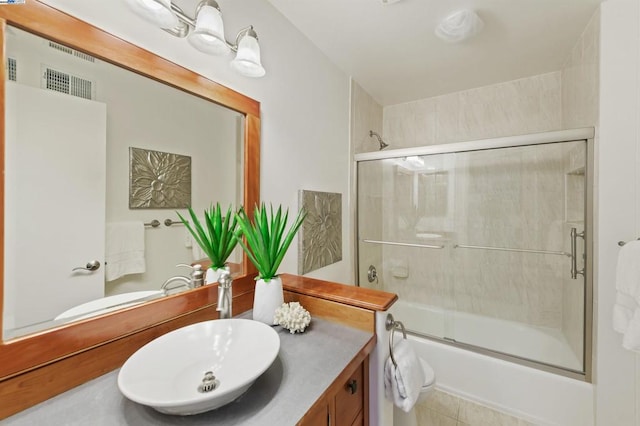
[3,26,244,339]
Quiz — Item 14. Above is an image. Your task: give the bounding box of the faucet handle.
[176,264,204,287]
[175,263,201,271]
[175,263,203,276]
[218,269,232,288]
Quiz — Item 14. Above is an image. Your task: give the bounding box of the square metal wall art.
[129,147,191,209]
[298,190,342,275]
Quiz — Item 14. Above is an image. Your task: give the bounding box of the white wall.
[597,0,640,424]
[39,0,352,284]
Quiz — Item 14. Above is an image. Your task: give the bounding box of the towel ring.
[385,313,407,368]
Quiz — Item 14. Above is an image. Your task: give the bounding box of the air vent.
[48,41,96,63]
[44,68,94,100]
[6,57,17,81]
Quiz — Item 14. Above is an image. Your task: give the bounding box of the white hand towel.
[384,339,425,413]
[613,293,636,333]
[105,222,145,282]
[623,309,640,352]
[613,240,640,352]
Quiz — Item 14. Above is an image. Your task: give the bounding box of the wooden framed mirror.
[0,0,259,390]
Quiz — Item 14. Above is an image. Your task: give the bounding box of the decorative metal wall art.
[298,190,342,275]
[129,147,191,209]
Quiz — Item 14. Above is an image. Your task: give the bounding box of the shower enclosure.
[355,129,593,379]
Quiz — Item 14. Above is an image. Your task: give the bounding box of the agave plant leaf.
[268,207,305,277]
[268,206,284,268]
[235,203,306,280]
[220,206,239,261]
[178,203,241,269]
[256,204,270,262]
[234,207,264,273]
[178,208,213,260]
[204,206,220,259]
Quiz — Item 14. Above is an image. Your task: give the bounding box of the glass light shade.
[230,33,266,78]
[188,5,231,56]
[124,0,179,29]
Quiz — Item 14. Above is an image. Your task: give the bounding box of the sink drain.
[198,371,219,393]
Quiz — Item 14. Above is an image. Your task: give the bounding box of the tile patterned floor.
[414,389,537,426]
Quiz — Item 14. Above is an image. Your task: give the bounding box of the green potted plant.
[177,203,241,284]
[235,203,306,324]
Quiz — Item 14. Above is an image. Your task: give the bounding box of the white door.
[4,82,107,331]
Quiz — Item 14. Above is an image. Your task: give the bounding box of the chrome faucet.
[216,269,233,319]
[161,264,205,294]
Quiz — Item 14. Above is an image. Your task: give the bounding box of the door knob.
[72,260,101,272]
[367,265,378,283]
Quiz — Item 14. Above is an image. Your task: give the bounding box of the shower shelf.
[361,239,445,249]
[454,244,571,257]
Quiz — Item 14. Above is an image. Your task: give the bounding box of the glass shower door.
[356,136,589,375]
[449,141,586,371]
[357,153,457,339]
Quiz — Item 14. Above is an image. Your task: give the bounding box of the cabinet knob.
[347,379,357,394]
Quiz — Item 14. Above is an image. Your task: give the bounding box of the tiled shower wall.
[382,71,562,149]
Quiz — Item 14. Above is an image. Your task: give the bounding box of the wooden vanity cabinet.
[299,358,368,426]
[335,362,365,426]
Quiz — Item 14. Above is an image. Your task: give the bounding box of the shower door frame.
[353,127,594,382]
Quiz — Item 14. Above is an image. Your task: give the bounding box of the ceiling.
[266,0,602,106]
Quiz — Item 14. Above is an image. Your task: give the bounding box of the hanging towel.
[184,229,208,262]
[384,339,426,413]
[613,239,640,352]
[105,222,146,282]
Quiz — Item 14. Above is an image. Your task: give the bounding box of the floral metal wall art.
[129,147,191,209]
[298,190,342,274]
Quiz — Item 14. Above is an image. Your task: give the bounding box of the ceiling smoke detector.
[380,0,403,5]
[435,9,484,43]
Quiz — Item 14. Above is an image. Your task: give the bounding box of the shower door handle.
[570,227,585,279]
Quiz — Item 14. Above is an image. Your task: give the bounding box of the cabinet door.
[299,401,329,426]
[350,411,364,426]
[335,363,364,426]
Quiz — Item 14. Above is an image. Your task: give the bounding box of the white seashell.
[273,302,311,334]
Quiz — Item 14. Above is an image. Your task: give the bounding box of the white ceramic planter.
[206,267,226,284]
[253,276,284,325]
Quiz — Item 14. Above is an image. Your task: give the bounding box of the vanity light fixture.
[124,0,266,77]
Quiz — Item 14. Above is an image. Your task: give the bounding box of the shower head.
[369,130,389,150]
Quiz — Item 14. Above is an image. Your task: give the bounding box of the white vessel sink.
[117,319,280,415]
[55,290,164,321]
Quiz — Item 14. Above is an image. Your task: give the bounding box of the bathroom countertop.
[4,314,374,426]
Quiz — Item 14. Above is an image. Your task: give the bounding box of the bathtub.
[389,300,594,425]
[392,299,582,371]
[54,290,164,322]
